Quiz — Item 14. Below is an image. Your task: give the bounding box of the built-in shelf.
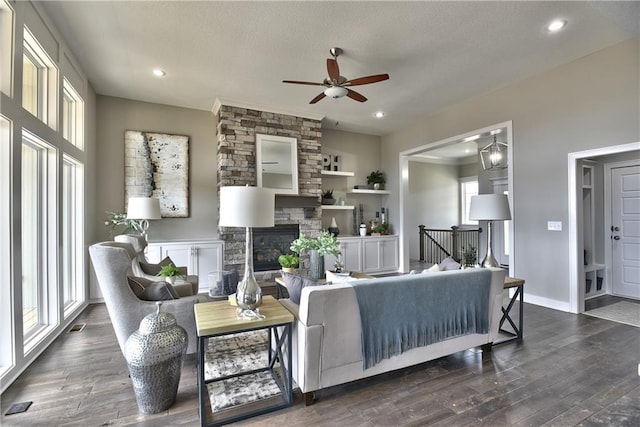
[321,170,355,177]
[584,263,605,273]
[321,205,355,210]
[348,189,391,195]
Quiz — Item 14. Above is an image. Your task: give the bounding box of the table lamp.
[127,197,161,240]
[469,194,511,268]
[219,186,275,317]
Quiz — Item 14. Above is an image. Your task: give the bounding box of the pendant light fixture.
[480,135,508,171]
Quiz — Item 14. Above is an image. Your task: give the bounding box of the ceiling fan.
[283,47,389,104]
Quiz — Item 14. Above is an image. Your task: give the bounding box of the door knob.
[613,235,621,240]
[611,226,620,232]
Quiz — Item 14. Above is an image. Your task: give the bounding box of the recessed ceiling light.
[153,69,166,77]
[463,134,480,142]
[547,19,567,33]
[374,111,385,118]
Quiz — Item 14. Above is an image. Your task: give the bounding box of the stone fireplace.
[215,103,323,283]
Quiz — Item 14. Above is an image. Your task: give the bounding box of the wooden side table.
[494,276,525,345]
[194,295,294,426]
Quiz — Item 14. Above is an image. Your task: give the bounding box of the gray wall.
[321,129,383,235]
[407,161,460,259]
[95,96,218,243]
[383,38,639,309]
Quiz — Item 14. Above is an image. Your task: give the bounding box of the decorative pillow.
[438,256,461,271]
[139,256,174,275]
[127,276,179,300]
[422,264,441,273]
[139,282,179,301]
[281,271,325,304]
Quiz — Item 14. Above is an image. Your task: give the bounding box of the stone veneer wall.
[216,104,323,281]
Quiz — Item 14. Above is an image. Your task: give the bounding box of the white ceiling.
[38,1,638,136]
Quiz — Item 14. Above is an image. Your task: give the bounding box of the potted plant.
[462,245,477,268]
[157,265,184,285]
[321,189,335,205]
[104,211,143,237]
[290,231,341,280]
[366,170,386,190]
[372,223,389,236]
[278,254,299,273]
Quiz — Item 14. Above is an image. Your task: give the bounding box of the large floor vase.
[125,302,188,414]
[309,250,324,280]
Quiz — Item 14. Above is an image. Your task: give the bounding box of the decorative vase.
[281,267,296,274]
[125,302,188,414]
[328,217,340,237]
[165,276,176,285]
[309,249,324,280]
[373,183,381,190]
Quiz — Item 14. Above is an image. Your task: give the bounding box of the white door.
[611,165,640,298]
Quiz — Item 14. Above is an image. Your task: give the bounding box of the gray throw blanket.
[350,269,492,369]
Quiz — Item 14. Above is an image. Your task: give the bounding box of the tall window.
[22,27,57,128]
[62,79,84,149]
[21,131,56,345]
[1,0,14,96]
[0,115,12,375]
[62,156,83,315]
[460,177,478,225]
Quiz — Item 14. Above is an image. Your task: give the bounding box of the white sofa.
[279,267,507,404]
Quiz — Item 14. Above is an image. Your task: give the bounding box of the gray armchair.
[89,241,204,355]
[114,234,199,296]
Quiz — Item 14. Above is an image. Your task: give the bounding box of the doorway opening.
[567,142,640,313]
[398,121,514,275]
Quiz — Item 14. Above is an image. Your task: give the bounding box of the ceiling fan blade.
[327,58,340,82]
[344,74,390,86]
[283,80,326,86]
[309,92,326,104]
[346,89,367,103]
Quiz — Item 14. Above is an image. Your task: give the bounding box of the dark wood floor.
[2,297,639,426]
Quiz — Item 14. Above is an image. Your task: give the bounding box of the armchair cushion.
[139,256,174,276]
[127,276,179,301]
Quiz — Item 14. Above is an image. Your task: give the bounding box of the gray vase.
[309,249,324,280]
[125,302,187,414]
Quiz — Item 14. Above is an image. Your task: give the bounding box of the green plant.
[290,231,341,257]
[462,245,477,266]
[366,170,386,185]
[372,223,389,234]
[322,189,334,199]
[104,211,142,237]
[156,265,184,278]
[278,254,299,268]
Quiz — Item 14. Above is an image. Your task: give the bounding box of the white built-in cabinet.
[582,163,605,299]
[324,235,399,274]
[146,240,224,293]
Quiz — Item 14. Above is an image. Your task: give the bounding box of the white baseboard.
[524,293,574,313]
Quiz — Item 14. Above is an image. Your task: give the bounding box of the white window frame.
[22,26,58,129]
[21,129,58,353]
[460,176,478,225]
[0,0,14,96]
[62,78,84,150]
[62,155,84,317]
[0,115,14,376]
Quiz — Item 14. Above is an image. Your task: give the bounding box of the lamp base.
[236,275,262,310]
[479,254,501,268]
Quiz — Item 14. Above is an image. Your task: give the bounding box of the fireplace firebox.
[252,224,300,271]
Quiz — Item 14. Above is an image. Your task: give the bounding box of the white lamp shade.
[127,197,161,220]
[219,186,275,228]
[469,194,511,221]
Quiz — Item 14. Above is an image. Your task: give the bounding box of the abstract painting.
[125,130,189,217]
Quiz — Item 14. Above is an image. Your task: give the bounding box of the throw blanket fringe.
[350,269,492,369]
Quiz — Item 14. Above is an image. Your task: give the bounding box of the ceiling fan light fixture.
[324,86,348,99]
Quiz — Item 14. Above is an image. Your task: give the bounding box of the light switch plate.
[547,221,562,231]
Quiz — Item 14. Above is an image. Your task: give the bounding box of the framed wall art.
[124,130,189,217]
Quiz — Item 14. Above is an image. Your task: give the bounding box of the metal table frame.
[494,277,524,345]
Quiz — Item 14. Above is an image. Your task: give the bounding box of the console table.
[194,296,294,426]
[495,276,525,345]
